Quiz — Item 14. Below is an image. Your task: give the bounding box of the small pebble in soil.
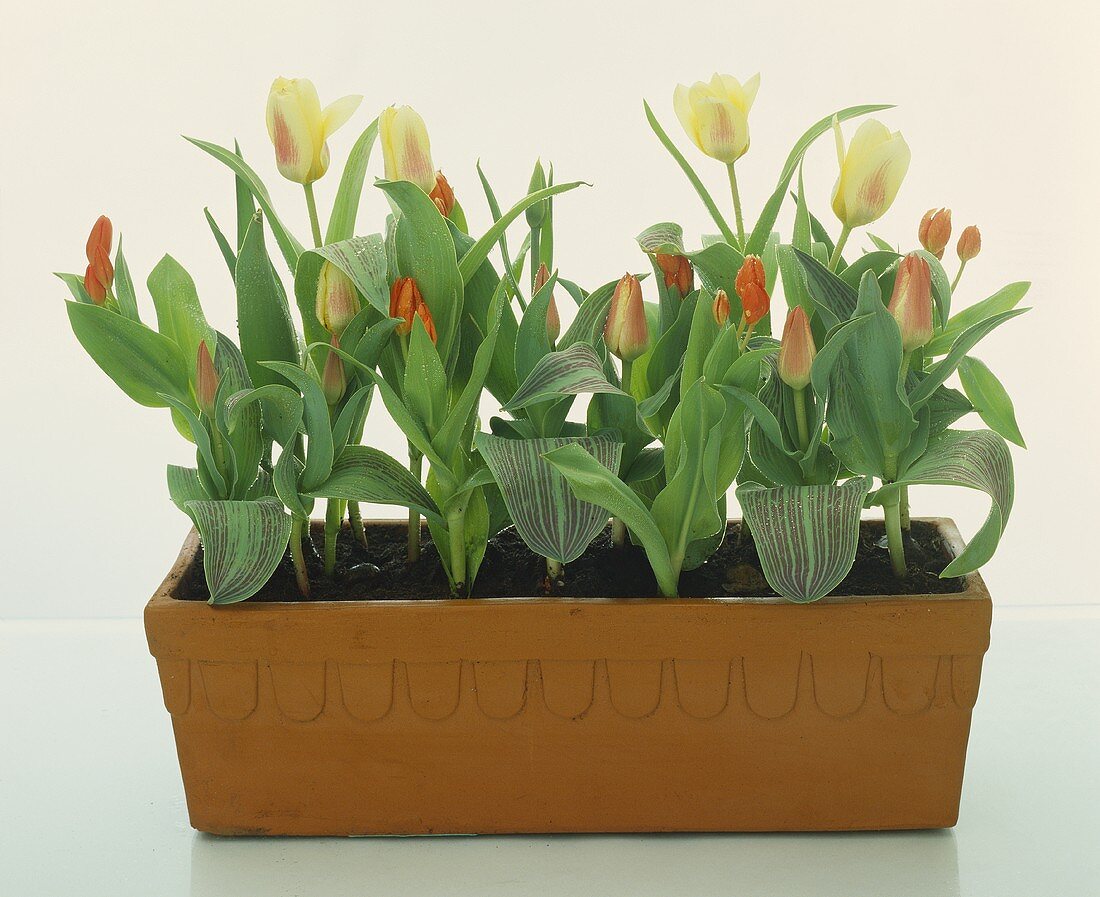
[342,562,381,585]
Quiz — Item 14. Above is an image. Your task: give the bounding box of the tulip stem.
[407,447,422,564]
[829,226,851,271]
[883,450,907,577]
[348,501,368,548]
[726,163,746,248]
[447,502,468,596]
[612,518,628,547]
[951,260,967,292]
[303,183,323,248]
[289,516,310,597]
[620,358,634,396]
[546,557,563,583]
[323,498,343,578]
[529,228,541,292]
[793,387,811,453]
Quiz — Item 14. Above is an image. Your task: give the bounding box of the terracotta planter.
[144,517,990,835]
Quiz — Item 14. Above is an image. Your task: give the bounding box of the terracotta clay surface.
[144,518,991,835]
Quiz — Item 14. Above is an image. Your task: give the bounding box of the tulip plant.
[59,72,1027,604]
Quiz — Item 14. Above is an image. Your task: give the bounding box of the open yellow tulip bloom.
[831,117,910,229]
[380,105,436,195]
[673,73,760,163]
[266,78,362,185]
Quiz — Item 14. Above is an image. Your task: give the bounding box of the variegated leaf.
[186,498,292,605]
[311,234,390,317]
[504,343,624,411]
[737,477,872,603]
[635,221,686,255]
[477,433,623,564]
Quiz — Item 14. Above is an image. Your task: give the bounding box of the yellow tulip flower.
[830,117,911,230]
[673,73,760,164]
[266,78,362,185]
[380,105,436,194]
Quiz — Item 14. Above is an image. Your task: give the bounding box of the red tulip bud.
[322,336,347,406]
[888,253,934,352]
[740,282,770,325]
[604,274,649,362]
[734,254,766,300]
[777,306,817,390]
[83,215,115,305]
[712,289,731,326]
[86,215,112,265]
[957,225,981,262]
[655,252,694,298]
[429,171,456,217]
[195,341,219,418]
[918,207,952,259]
[84,264,106,305]
[534,263,560,342]
[389,277,422,337]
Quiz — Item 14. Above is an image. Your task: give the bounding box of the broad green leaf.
[184,136,304,271]
[959,356,1025,447]
[635,221,686,255]
[186,498,292,605]
[643,100,738,247]
[795,248,857,329]
[235,212,299,391]
[226,384,303,448]
[737,477,872,602]
[504,343,623,410]
[543,443,678,596]
[259,361,333,492]
[378,179,464,365]
[312,234,390,316]
[160,393,228,498]
[925,282,1031,356]
[514,271,557,386]
[457,180,587,285]
[56,271,95,304]
[404,318,448,435]
[477,433,623,564]
[839,250,900,289]
[233,140,255,250]
[908,309,1028,409]
[558,276,620,349]
[273,442,312,519]
[330,385,372,453]
[66,301,190,407]
[146,255,217,373]
[167,465,207,513]
[113,239,141,322]
[746,104,892,256]
[212,334,262,499]
[308,445,444,527]
[874,429,1014,577]
[325,119,379,244]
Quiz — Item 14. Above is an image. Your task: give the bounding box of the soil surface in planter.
[182,520,966,602]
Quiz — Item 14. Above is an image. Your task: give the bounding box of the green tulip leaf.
[794,248,858,330]
[959,357,1025,448]
[259,361,334,492]
[186,498,292,605]
[326,119,379,244]
[112,239,141,322]
[504,343,624,411]
[737,477,872,603]
[167,465,207,514]
[925,282,1031,356]
[204,209,237,277]
[146,255,217,376]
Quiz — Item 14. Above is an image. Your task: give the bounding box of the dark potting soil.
[181,519,966,603]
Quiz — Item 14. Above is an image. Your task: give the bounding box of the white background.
[3,0,1096,618]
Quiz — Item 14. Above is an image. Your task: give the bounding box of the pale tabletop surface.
[2,607,1097,897]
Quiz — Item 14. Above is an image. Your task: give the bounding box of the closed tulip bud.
[604,274,649,362]
[195,341,219,418]
[673,73,760,163]
[315,261,360,336]
[266,78,362,185]
[429,171,455,217]
[734,254,766,299]
[957,225,981,262]
[83,215,114,305]
[525,159,548,229]
[888,253,934,352]
[712,289,731,326]
[831,117,911,229]
[918,207,952,259]
[86,215,112,265]
[534,263,561,342]
[389,276,422,337]
[656,253,694,298]
[777,306,817,390]
[83,264,106,305]
[380,105,436,194]
[415,300,437,344]
[321,336,347,406]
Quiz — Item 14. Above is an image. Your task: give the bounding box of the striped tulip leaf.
[166,465,207,513]
[186,498,292,605]
[794,247,857,329]
[737,476,872,603]
[559,276,622,349]
[504,343,624,411]
[311,234,390,318]
[476,433,623,564]
[308,445,445,527]
[873,429,1014,577]
[635,221,686,255]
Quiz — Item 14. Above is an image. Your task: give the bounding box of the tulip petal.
[322,94,363,139]
[673,84,699,150]
[841,133,910,228]
[741,73,761,111]
[695,96,749,163]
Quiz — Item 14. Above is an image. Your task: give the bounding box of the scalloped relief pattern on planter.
[155,652,984,723]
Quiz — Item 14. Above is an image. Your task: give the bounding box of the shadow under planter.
[144,518,990,835]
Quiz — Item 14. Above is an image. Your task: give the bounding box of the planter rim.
[148,516,988,611]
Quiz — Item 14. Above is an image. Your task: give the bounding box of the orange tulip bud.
[83,264,106,305]
[92,245,114,292]
[605,274,649,362]
[740,282,770,325]
[429,171,455,217]
[918,207,952,259]
[655,252,694,298]
[415,300,437,345]
[712,289,731,326]
[534,263,561,343]
[196,341,219,418]
[777,306,817,390]
[957,225,981,262]
[389,277,422,337]
[734,254,766,301]
[321,336,347,406]
[888,253,934,352]
[86,215,113,264]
